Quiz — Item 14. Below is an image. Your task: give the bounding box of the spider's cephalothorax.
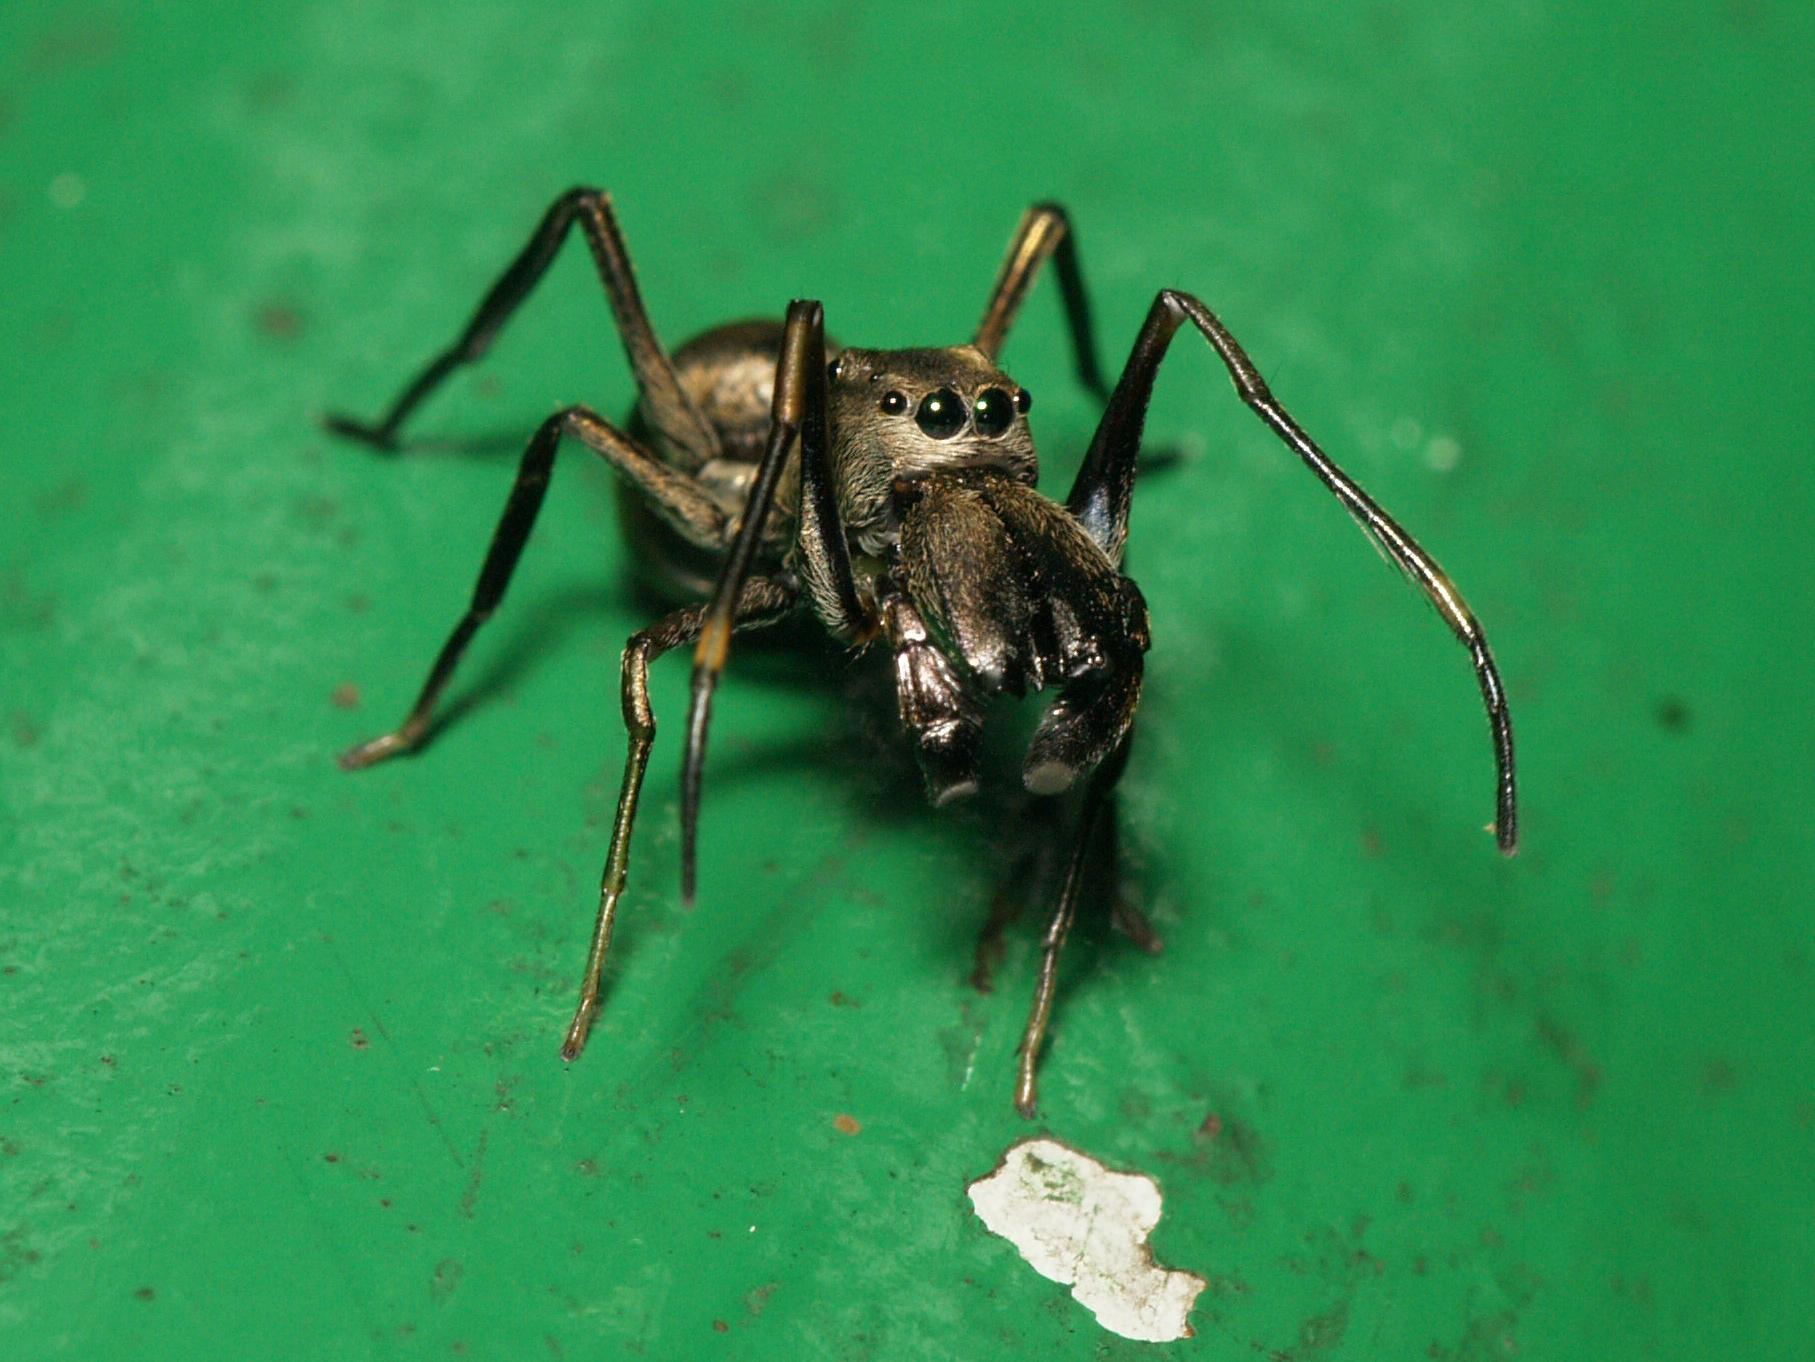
[327,191,1518,1116]
[827,345,1040,515]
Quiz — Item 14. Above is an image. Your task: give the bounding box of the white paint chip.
[968,1137,1206,1343]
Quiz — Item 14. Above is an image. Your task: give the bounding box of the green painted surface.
[3,2,1810,1357]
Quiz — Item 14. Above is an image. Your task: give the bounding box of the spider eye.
[973,387,1015,436]
[1014,388,1032,414]
[915,388,965,439]
[826,356,843,383]
[880,390,908,415]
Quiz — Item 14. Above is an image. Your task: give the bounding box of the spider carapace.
[328,190,1517,1116]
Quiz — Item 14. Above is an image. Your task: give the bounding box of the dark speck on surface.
[1654,697,1691,732]
[30,18,119,72]
[1169,1110,1271,1185]
[133,1286,154,1302]
[34,478,86,515]
[431,1259,463,1300]
[1699,1058,1738,1093]
[253,300,304,340]
[1296,1298,1351,1355]
[243,72,296,112]
[1536,1015,1603,1108]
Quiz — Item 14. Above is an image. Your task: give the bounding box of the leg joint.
[556,185,608,213]
[619,638,658,736]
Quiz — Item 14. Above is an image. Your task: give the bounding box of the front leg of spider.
[1070,288,1517,854]
[678,299,872,902]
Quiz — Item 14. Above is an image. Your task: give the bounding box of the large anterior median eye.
[972,387,1015,436]
[915,388,966,439]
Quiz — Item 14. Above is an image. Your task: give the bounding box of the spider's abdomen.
[893,469,1148,699]
[657,319,789,463]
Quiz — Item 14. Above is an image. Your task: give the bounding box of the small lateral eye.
[880,390,908,415]
[973,387,1015,436]
[915,388,966,439]
[1014,388,1032,414]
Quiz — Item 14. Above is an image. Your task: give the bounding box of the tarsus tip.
[320,411,399,452]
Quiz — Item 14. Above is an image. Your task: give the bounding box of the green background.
[4,2,1810,1357]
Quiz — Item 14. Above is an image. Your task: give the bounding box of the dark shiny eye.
[1014,388,1032,414]
[826,356,843,383]
[915,388,965,439]
[973,387,1015,436]
[880,390,908,415]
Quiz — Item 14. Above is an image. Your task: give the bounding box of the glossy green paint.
[3,2,1810,1357]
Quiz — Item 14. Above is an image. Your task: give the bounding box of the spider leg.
[561,576,798,1061]
[678,300,872,901]
[325,187,720,470]
[340,406,730,771]
[1014,734,1133,1118]
[1103,803,1164,955]
[1068,288,1518,854]
[973,202,1112,400]
[970,798,1059,994]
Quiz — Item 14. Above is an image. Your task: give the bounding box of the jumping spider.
[328,191,1517,1115]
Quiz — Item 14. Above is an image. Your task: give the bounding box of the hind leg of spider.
[340,405,732,771]
[562,576,797,1060]
[1101,802,1163,955]
[325,188,720,469]
[970,800,1059,994]
[1014,734,1134,1118]
[979,780,1153,990]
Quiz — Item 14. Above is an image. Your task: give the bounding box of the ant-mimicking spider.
[328,191,1517,1116]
